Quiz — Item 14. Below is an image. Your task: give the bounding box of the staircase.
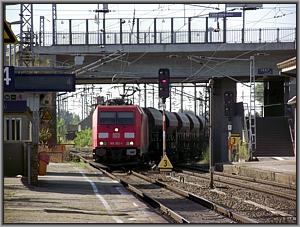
[255,117,294,157]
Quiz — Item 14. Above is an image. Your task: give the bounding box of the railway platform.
[222,157,296,186]
[3,162,168,224]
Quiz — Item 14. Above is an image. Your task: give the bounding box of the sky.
[5,3,296,36]
[4,3,297,118]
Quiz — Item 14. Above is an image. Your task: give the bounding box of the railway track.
[145,170,296,223]
[176,164,296,190]
[175,169,296,201]
[72,153,257,223]
[71,152,296,223]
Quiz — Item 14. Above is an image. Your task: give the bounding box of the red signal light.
[158,68,170,100]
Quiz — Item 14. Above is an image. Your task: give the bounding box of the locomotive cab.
[92,105,148,165]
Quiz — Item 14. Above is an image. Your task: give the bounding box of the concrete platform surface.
[3,162,168,224]
[222,157,296,186]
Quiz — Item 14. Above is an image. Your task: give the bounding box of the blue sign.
[3,66,15,92]
[13,74,75,92]
[258,68,273,75]
[209,12,242,18]
[4,101,27,113]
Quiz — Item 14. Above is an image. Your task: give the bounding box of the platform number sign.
[3,66,15,92]
[158,154,173,172]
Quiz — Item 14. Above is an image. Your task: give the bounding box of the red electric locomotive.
[92,104,149,164]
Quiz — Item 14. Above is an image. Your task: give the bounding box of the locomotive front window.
[99,112,116,124]
[117,112,134,124]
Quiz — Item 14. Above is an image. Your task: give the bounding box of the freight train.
[92,99,208,166]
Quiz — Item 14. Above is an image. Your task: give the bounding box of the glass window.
[16,120,20,140]
[4,118,22,141]
[99,111,116,124]
[117,112,134,124]
[12,119,15,140]
[5,119,9,141]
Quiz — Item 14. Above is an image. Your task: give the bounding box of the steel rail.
[175,164,296,190]
[73,154,189,223]
[131,171,258,224]
[215,171,296,190]
[178,169,296,201]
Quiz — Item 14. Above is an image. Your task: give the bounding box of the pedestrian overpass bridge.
[20,16,296,84]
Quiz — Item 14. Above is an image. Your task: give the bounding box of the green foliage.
[39,127,52,146]
[200,146,210,164]
[238,142,249,161]
[57,110,80,143]
[59,109,80,126]
[71,114,80,125]
[74,129,92,148]
[57,118,67,143]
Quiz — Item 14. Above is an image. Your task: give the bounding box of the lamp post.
[95,4,109,45]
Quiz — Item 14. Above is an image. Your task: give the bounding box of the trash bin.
[38,152,50,176]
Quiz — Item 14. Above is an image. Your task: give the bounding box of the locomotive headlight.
[129,141,134,146]
[114,127,119,132]
[99,141,104,146]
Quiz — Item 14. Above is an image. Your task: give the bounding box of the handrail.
[33,27,295,46]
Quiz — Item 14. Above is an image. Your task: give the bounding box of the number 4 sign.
[3,66,15,92]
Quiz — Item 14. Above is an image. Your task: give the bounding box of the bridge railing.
[40,27,296,46]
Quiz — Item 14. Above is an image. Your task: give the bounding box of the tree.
[39,127,52,147]
[57,110,80,143]
[59,110,80,126]
[57,118,67,143]
[74,129,92,148]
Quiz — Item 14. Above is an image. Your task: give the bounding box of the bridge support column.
[211,78,236,164]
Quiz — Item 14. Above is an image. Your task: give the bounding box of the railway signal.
[224,91,234,117]
[158,68,170,102]
[158,68,173,171]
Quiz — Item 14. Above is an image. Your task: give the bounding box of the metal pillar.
[8,44,12,66]
[248,56,256,160]
[20,4,34,66]
[194,83,197,114]
[242,7,245,43]
[171,18,174,43]
[162,101,166,156]
[180,83,184,112]
[152,85,155,108]
[85,19,89,44]
[96,4,100,44]
[223,5,227,43]
[169,86,172,112]
[39,16,45,46]
[188,17,191,43]
[52,4,57,45]
[120,19,123,44]
[144,84,147,107]
[208,79,214,189]
[154,18,157,44]
[138,86,141,106]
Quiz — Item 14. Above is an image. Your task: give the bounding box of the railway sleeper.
[132,171,259,224]
[119,177,190,223]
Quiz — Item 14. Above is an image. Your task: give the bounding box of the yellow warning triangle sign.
[4,20,17,44]
[42,110,52,121]
[158,154,173,169]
